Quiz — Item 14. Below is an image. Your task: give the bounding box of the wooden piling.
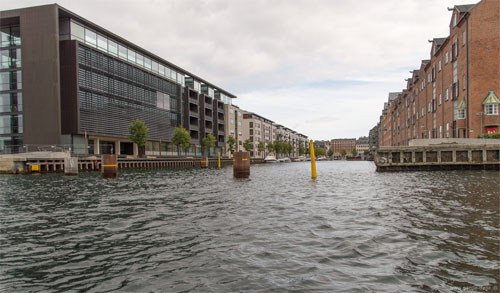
[233,151,250,178]
[102,154,118,179]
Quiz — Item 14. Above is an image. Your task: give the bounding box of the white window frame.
[484,104,498,115]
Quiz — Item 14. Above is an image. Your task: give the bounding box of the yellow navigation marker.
[310,140,317,179]
[31,164,39,172]
[218,152,221,169]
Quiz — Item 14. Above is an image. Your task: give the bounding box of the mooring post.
[102,154,118,178]
[233,151,250,178]
[218,152,221,169]
[310,140,317,179]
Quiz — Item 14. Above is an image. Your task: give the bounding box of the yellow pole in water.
[310,140,317,179]
[218,152,221,169]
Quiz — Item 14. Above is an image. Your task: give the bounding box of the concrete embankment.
[0,152,265,174]
[375,140,500,172]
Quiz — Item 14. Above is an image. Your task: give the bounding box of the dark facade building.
[368,123,379,151]
[0,4,236,155]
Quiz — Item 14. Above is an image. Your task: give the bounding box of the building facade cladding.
[0,4,236,155]
[224,104,243,155]
[378,0,500,147]
[369,124,379,151]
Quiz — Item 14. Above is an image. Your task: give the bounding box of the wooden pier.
[375,144,500,172]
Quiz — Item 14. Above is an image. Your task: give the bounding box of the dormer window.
[483,91,500,115]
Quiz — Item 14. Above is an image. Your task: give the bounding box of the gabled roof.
[457,99,466,110]
[483,91,500,104]
[455,4,476,13]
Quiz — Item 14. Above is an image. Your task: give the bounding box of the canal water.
[0,161,498,292]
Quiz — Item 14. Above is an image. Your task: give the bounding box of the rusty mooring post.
[233,151,250,178]
[101,154,118,178]
[201,157,209,168]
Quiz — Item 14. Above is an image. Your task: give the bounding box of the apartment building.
[224,104,244,155]
[356,136,369,155]
[378,0,499,146]
[0,4,236,155]
[241,112,274,158]
[330,138,356,158]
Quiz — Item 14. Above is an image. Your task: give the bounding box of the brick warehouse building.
[378,0,500,146]
[0,4,236,155]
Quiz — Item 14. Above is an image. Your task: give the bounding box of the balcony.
[483,114,500,126]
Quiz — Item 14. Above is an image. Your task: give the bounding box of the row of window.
[70,20,185,85]
[0,92,22,113]
[0,48,21,69]
[0,114,23,135]
[0,70,22,91]
[79,90,178,140]
[0,135,23,154]
[0,26,21,48]
[78,46,178,96]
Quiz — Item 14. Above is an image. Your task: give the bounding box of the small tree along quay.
[327,149,334,158]
[299,146,306,156]
[352,148,358,157]
[340,148,347,158]
[129,119,148,157]
[202,133,216,156]
[172,126,190,156]
[243,139,254,152]
[227,135,236,154]
[258,141,265,156]
[266,142,275,154]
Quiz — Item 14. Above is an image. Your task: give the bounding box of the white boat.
[278,157,291,163]
[264,155,278,163]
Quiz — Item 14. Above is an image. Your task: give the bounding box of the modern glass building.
[0,4,236,155]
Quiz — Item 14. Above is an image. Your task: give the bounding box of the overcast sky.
[2,0,479,140]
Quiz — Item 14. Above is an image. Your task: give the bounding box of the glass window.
[84,28,97,47]
[152,60,159,73]
[118,44,127,60]
[97,34,107,51]
[159,64,165,75]
[70,22,85,42]
[229,109,234,114]
[485,104,498,115]
[136,53,144,67]
[171,70,177,82]
[164,67,171,78]
[127,49,136,63]
[144,57,152,69]
[108,40,118,56]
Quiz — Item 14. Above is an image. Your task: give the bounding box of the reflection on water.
[0,162,498,292]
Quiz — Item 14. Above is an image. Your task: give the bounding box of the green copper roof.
[482,91,500,104]
[457,99,466,110]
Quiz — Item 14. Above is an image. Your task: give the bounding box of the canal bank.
[0,152,265,174]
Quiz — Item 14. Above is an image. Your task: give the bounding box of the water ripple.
[0,162,498,292]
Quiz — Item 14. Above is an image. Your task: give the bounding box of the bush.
[478,133,500,139]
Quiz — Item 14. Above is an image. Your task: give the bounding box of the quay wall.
[375,144,500,172]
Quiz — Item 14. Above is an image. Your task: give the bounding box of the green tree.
[266,142,275,154]
[315,147,326,156]
[129,119,149,157]
[202,133,216,156]
[286,143,293,157]
[327,149,334,158]
[340,148,347,158]
[352,148,357,157]
[243,139,253,152]
[274,140,283,157]
[171,126,190,156]
[364,150,370,155]
[258,141,265,157]
[299,146,305,155]
[306,147,310,155]
[227,135,236,154]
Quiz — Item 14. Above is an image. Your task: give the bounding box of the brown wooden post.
[233,151,250,178]
[102,154,118,178]
[201,156,209,168]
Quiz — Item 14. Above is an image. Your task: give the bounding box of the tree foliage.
[327,149,334,157]
[298,146,305,155]
[227,135,236,153]
[266,142,275,153]
[352,148,357,157]
[340,148,347,157]
[129,119,149,147]
[315,147,326,156]
[171,126,190,155]
[257,141,265,152]
[273,140,283,155]
[243,139,253,152]
[202,133,216,156]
